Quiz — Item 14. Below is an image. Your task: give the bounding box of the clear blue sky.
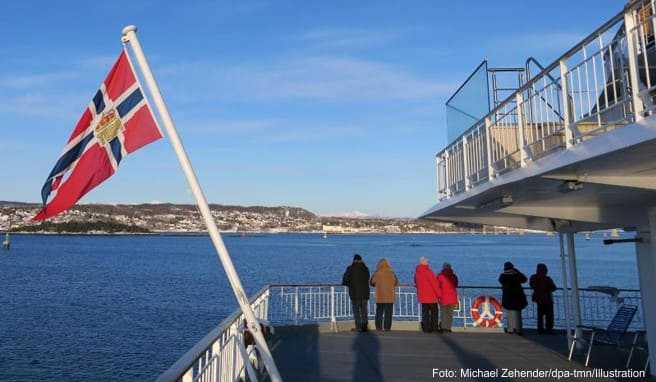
[0,1,620,217]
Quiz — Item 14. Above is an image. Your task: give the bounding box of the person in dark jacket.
[498,261,528,335]
[342,254,371,332]
[414,257,441,333]
[530,263,557,334]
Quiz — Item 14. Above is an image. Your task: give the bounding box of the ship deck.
[269,325,651,381]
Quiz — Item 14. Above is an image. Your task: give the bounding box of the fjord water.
[0,233,638,381]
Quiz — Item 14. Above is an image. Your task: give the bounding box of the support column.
[566,233,583,341]
[635,208,656,376]
[559,233,572,344]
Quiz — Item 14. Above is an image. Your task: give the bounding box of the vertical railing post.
[444,150,451,197]
[462,135,471,190]
[294,287,299,326]
[485,116,495,179]
[212,337,221,381]
[181,369,193,382]
[330,286,336,331]
[624,7,645,121]
[263,288,270,321]
[435,154,442,200]
[515,92,528,166]
[559,59,575,148]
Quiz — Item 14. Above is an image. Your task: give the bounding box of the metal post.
[566,232,583,343]
[330,286,336,331]
[263,289,270,321]
[462,136,471,190]
[120,25,282,382]
[294,286,299,325]
[559,60,574,148]
[624,8,645,121]
[515,92,528,166]
[635,209,656,376]
[558,233,572,344]
[444,150,451,197]
[484,116,495,179]
[435,155,440,199]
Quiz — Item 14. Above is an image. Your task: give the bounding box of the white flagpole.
[120,25,282,382]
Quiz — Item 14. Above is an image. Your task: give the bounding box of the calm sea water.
[0,233,638,381]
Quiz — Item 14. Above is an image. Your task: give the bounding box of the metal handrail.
[438,7,627,152]
[156,285,270,382]
[269,283,640,293]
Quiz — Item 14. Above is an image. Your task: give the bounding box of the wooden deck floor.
[269,325,651,381]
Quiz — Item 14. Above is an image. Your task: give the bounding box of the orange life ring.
[470,295,503,328]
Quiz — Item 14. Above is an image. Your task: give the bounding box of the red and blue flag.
[34,50,162,221]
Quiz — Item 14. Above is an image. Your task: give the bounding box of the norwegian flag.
[34,50,162,221]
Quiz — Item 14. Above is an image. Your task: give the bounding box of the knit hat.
[504,261,514,270]
[353,254,362,261]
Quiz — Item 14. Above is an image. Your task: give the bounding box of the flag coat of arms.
[34,50,162,221]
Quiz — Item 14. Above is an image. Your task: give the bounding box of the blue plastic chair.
[568,304,638,367]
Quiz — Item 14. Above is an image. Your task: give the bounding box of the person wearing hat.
[342,254,371,332]
[530,263,557,334]
[414,257,441,333]
[498,261,528,335]
[370,258,399,331]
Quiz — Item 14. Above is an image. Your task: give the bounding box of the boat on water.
[2,232,9,250]
[157,2,656,381]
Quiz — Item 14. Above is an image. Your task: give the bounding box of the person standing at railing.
[370,258,399,332]
[342,254,371,332]
[437,263,459,333]
[498,261,528,335]
[414,257,441,333]
[529,263,557,335]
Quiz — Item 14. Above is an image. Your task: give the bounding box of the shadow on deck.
[269,324,652,382]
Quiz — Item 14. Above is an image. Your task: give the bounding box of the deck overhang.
[422,118,656,232]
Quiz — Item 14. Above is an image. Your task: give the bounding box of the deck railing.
[158,284,644,382]
[157,287,270,382]
[436,0,656,201]
[266,284,644,331]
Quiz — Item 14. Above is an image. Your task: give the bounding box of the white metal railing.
[490,101,522,174]
[628,0,656,116]
[266,285,644,331]
[159,284,644,382]
[436,1,654,201]
[156,287,270,382]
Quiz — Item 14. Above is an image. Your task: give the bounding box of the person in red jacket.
[437,263,459,332]
[414,257,441,333]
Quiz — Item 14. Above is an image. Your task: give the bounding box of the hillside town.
[0,201,474,234]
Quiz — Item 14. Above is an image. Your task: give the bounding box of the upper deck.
[422,0,656,232]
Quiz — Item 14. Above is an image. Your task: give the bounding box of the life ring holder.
[470,295,503,328]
